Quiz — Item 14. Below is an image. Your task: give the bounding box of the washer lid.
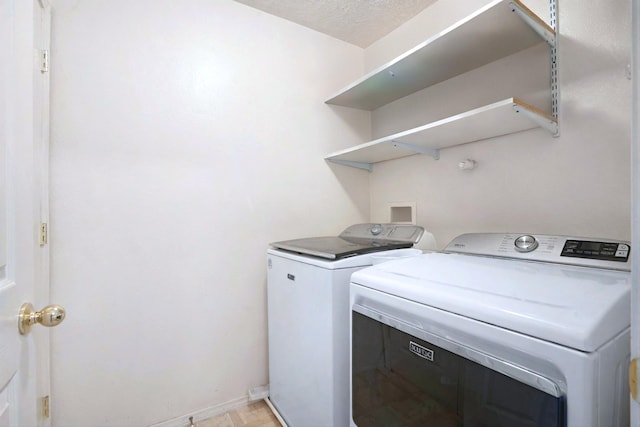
[351,252,630,352]
[270,223,424,260]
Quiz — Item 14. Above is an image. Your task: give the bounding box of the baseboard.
[148,385,274,427]
[148,395,249,427]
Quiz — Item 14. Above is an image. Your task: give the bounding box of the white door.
[0,0,53,426]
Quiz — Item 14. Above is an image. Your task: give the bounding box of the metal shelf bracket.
[327,158,373,172]
[509,1,555,46]
[392,141,440,160]
[510,0,559,136]
[549,0,559,134]
[512,103,558,135]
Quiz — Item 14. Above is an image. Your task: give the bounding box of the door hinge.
[42,395,50,418]
[39,222,48,246]
[40,49,49,73]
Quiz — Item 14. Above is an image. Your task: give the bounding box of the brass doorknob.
[18,302,66,335]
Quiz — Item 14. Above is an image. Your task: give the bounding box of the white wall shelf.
[325,0,555,111]
[325,0,559,172]
[325,98,557,171]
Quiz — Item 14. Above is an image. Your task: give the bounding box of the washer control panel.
[445,233,631,271]
[339,223,424,243]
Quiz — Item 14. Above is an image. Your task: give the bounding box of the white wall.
[48,1,369,425]
[364,0,631,248]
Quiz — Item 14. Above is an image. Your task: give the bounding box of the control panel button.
[514,235,539,253]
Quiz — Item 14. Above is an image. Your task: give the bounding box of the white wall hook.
[458,159,476,170]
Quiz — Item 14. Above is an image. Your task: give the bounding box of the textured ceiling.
[233,0,438,48]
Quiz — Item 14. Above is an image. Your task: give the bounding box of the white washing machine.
[267,223,424,427]
[350,233,631,427]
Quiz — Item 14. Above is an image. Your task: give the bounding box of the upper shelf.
[325,98,557,171]
[325,0,555,111]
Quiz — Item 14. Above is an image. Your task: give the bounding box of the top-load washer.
[267,223,424,427]
[350,233,631,427]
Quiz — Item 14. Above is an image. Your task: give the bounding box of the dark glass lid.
[270,223,424,260]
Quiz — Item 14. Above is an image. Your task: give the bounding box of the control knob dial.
[514,235,538,253]
[370,224,384,236]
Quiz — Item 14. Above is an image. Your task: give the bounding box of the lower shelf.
[325,98,557,171]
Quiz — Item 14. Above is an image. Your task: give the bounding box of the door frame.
[34,0,52,426]
[632,0,639,424]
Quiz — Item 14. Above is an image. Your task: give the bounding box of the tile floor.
[195,400,282,427]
